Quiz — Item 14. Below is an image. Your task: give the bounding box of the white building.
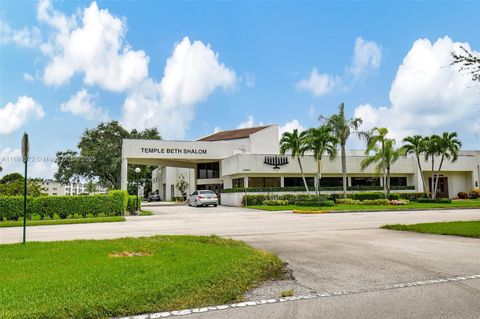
[41,179,108,196]
[120,125,480,206]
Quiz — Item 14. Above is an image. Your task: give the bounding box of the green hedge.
[387,193,400,200]
[223,185,415,193]
[242,194,328,206]
[398,192,429,201]
[127,195,141,214]
[0,191,129,221]
[416,198,452,203]
[353,192,384,200]
[295,200,335,207]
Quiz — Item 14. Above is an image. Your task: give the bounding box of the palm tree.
[304,125,338,206]
[402,135,429,194]
[280,129,310,193]
[359,127,389,195]
[424,135,440,199]
[320,103,362,198]
[361,138,404,195]
[432,132,462,198]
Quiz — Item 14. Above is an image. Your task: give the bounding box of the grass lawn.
[0,215,125,227]
[139,209,154,216]
[0,235,284,319]
[247,199,480,212]
[381,220,480,238]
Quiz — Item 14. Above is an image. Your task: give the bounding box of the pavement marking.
[116,274,480,319]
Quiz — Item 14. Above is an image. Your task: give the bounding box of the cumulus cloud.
[122,36,236,139]
[38,0,149,91]
[353,36,480,144]
[279,119,306,137]
[349,37,382,77]
[60,89,108,121]
[0,147,57,178]
[0,96,45,134]
[296,68,340,97]
[298,37,382,96]
[237,115,265,129]
[0,18,41,47]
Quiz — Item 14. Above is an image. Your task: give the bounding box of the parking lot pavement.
[2,206,479,318]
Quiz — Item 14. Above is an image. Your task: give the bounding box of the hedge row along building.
[121,125,480,206]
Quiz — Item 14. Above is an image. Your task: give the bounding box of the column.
[121,157,128,190]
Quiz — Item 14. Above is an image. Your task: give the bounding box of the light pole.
[135,167,141,214]
[21,133,29,244]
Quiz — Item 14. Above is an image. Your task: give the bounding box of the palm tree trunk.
[416,155,428,195]
[298,157,309,194]
[434,155,445,198]
[317,160,322,208]
[341,143,347,198]
[431,157,435,199]
[386,166,391,195]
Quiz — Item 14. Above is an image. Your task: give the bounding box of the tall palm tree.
[432,132,462,198]
[280,129,310,193]
[361,138,404,195]
[320,103,362,198]
[424,135,440,199]
[402,135,429,195]
[304,125,338,205]
[359,127,389,195]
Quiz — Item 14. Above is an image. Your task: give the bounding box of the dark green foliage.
[295,200,335,207]
[416,198,452,203]
[242,194,327,206]
[0,196,33,221]
[398,192,429,201]
[353,192,384,200]
[127,195,141,214]
[387,193,400,200]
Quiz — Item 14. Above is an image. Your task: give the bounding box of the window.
[389,177,407,187]
[248,177,281,188]
[319,177,343,187]
[284,177,314,187]
[233,178,244,188]
[351,177,380,186]
[197,162,220,179]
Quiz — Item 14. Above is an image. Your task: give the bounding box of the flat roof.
[197,125,271,141]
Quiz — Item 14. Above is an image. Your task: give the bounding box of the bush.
[108,190,129,216]
[262,200,289,206]
[353,192,384,200]
[387,193,400,200]
[336,198,361,205]
[457,192,469,199]
[295,200,335,207]
[389,199,410,205]
[416,198,452,203]
[242,194,327,206]
[0,196,33,221]
[127,195,141,214]
[362,199,390,205]
[469,188,480,199]
[399,192,429,201]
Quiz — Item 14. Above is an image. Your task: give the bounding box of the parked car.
[147,193,161,202]
[188,190,218,207]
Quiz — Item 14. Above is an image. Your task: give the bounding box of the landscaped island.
[0,235,284,319]
[382,221,480,238]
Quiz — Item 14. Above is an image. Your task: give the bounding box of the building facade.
[120,125,480,205]
[41,179,108,196]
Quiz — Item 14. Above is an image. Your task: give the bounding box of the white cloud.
[60,88,108,121]
[0,148,57,178]
[279,119,306,137]
[122,36,236,139]
[0,18,41,47]
[296,68,340,97]
[213,126,222,133]
[0,148,22,175]
[353,36,480,144]
[237,115,255,129]
[0,96,45,134]
[23,73,35,82]
[39,0,149,91]
[349,37,382,77]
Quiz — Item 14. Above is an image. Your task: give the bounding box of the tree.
[361,138,404,195]
[359,127,390,196]
[279,129,310,193]
[175,174,189,200]
[0,173,44,196]
[55,121,161,189]
[320,102,362,198]
[430,132,462,199]
[402,135,429,195]
[304,126,338,205]
[85,180,97,194]
[451,45,480,82]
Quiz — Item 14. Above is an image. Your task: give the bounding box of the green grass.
[139,209,154,216]
[0,235,284,319]
[0,216,125,227]
[381,220,480,238]
[247,199,480,212]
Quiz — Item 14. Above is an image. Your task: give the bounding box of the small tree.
[280,129,310,193]
[175,174,189,200]
[402,135,429,195]
[85,180,97,194]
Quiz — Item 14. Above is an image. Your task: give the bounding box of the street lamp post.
[21,133,29,244]
[135,167,141,214]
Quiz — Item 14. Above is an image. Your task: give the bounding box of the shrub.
[399,192,429,201]
[353,192,384,200]
[0,196,33,221]
[262,200,289,206]
[389,199,410,205]
[362,199,390,205]
[457,191,469,199]
[295,200,335,207]
[387,193,400,200]
[417,198,452,203]
[469,188,480,199]
[127,195,141,214]
[336,198,361,205]
[108,190,129,216]
[243,194,328,206]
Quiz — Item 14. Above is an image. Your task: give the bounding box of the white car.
[188,190,218,207]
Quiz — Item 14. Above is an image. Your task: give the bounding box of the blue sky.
[1,0,479,178]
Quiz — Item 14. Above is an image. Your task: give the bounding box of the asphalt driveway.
[1,206,480,318]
